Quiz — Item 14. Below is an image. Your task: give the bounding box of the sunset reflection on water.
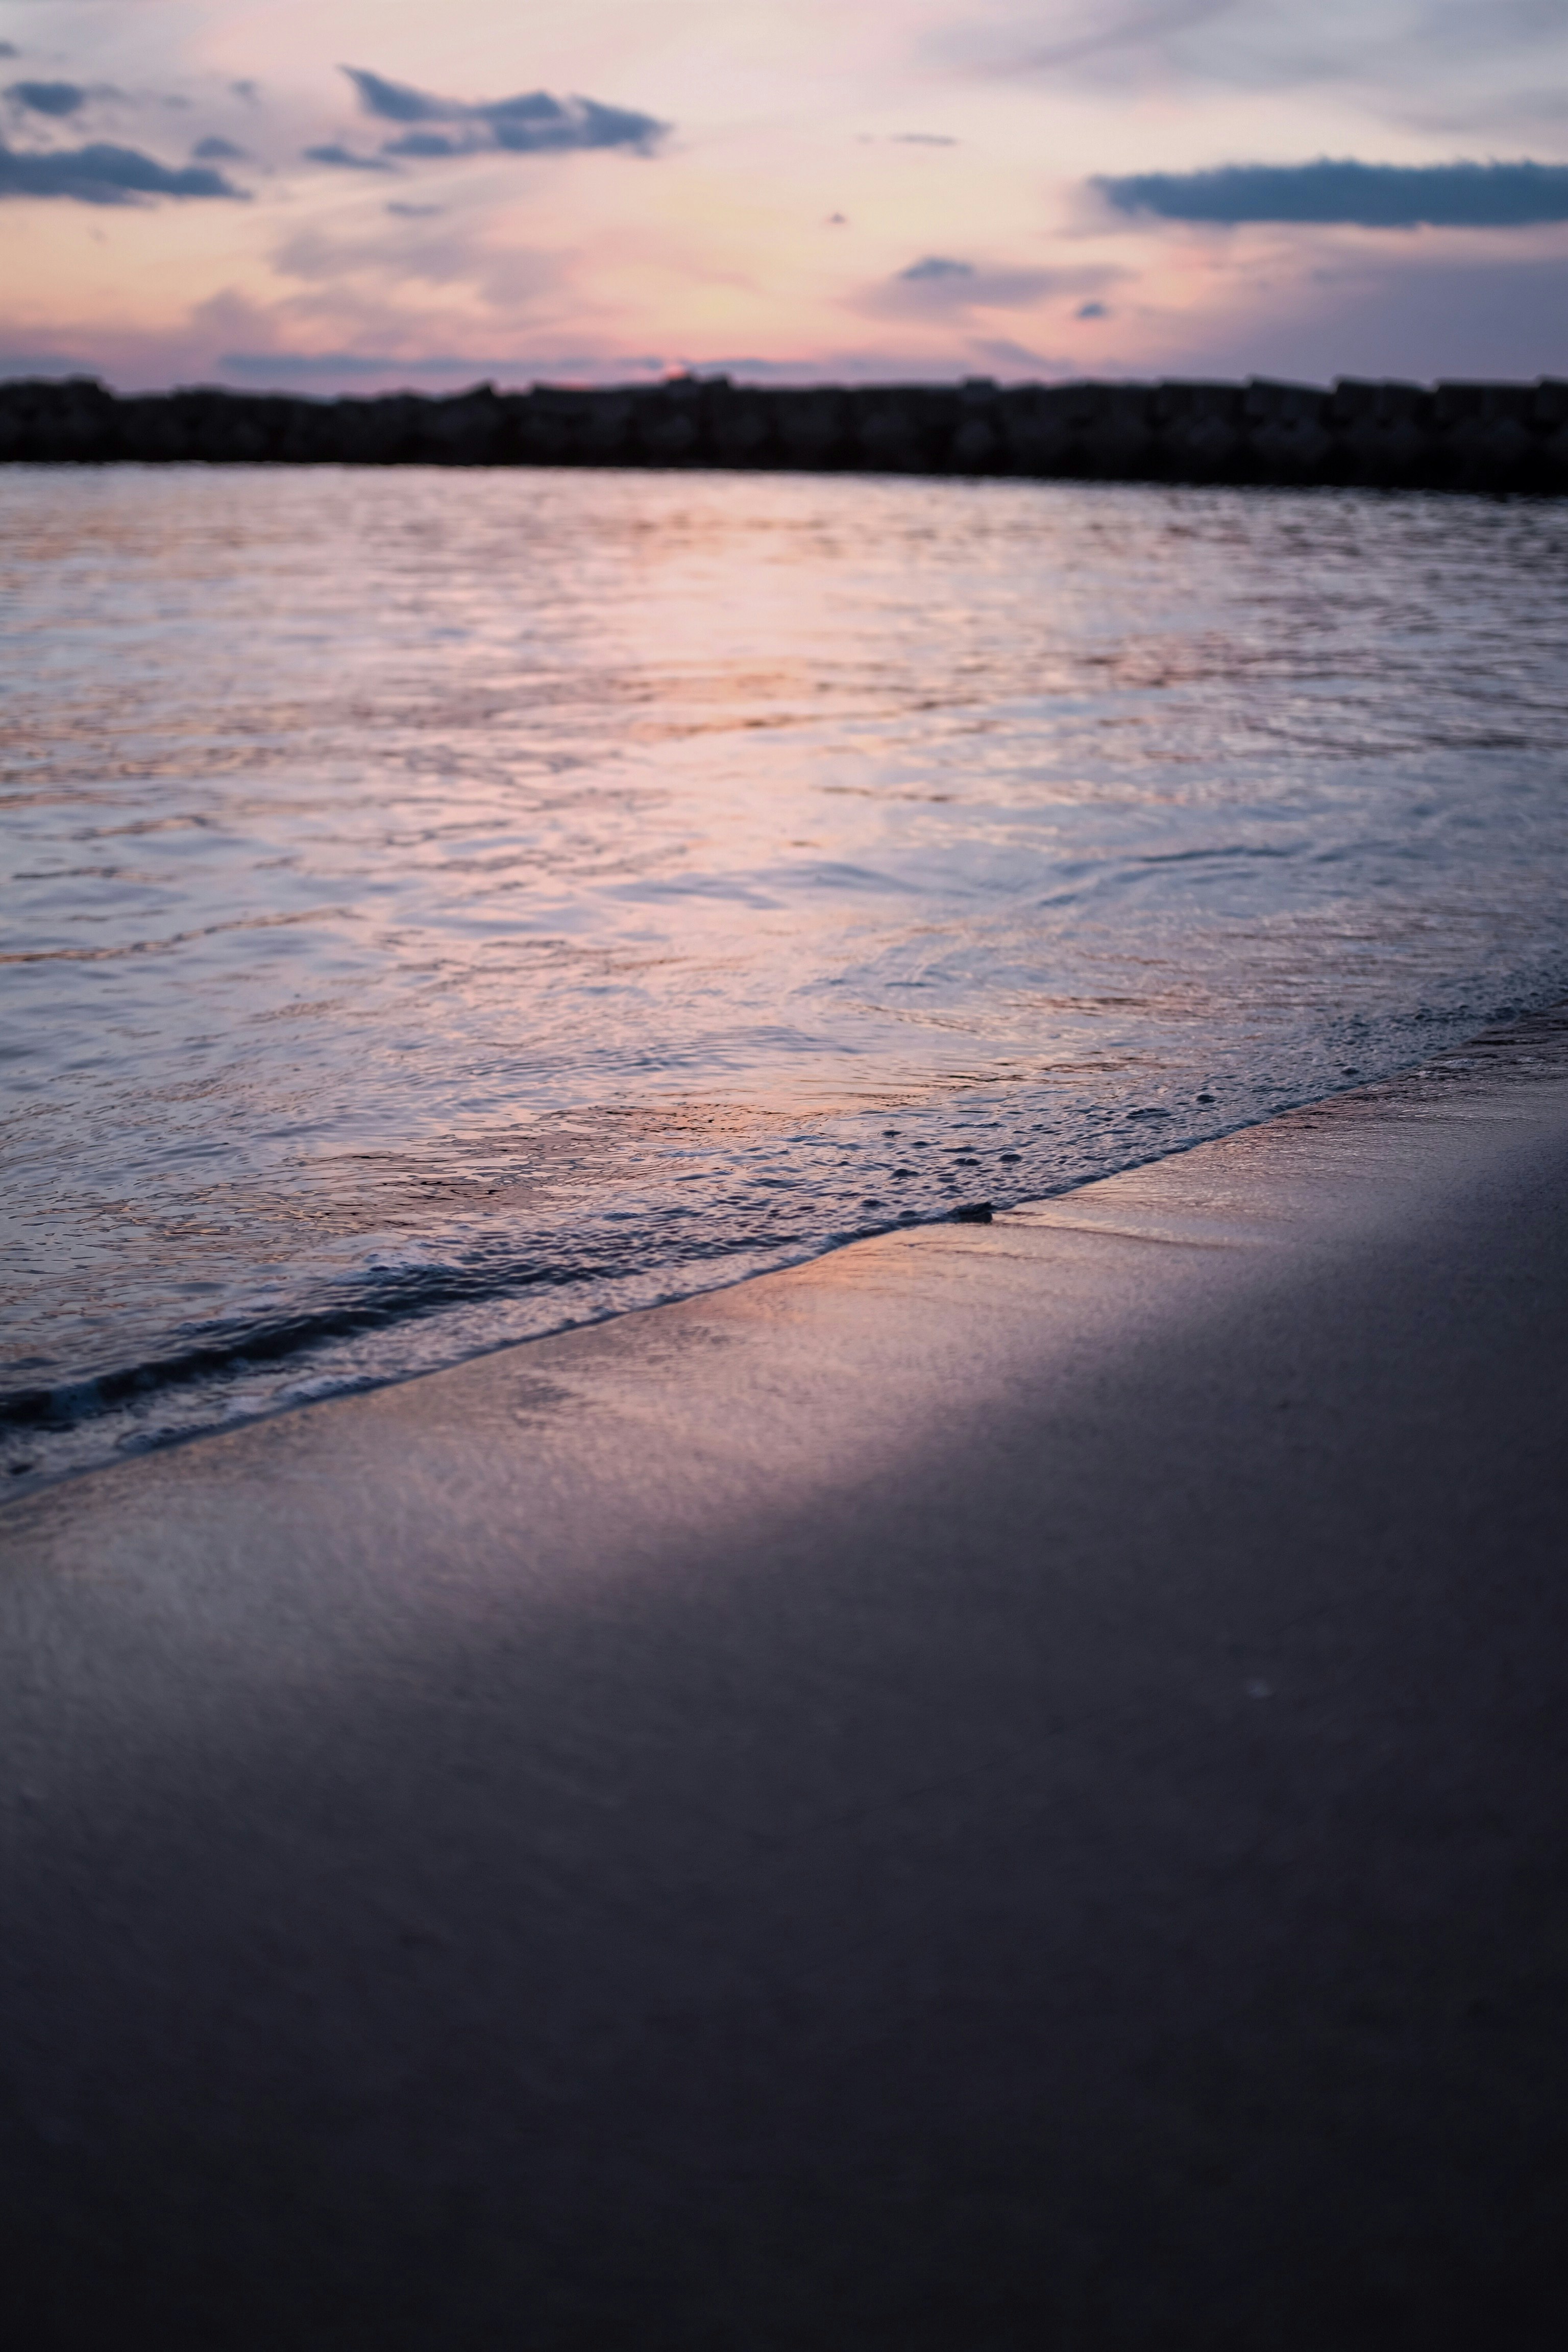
[5,463,1567,1479]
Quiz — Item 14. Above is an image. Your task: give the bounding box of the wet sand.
[4,1012,1568,2348]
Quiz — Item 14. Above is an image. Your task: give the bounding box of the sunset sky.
[3,0,1567,393]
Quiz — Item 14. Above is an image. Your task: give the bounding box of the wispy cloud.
[1097,157,1568,228]
[945,0,1568,121]
[220,348,467,378]
[1017,0,1237,75]
[342,69,668,161]
[7,1,1568,394]
[0,139,248,205]
[266,215,560,320]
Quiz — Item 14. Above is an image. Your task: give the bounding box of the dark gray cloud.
[304,142,395,173]
[381,132,463,159]
[891,132,958,145]
[343,70,446,125]
[0,346,95,380]
[342,67,667,159]
[1097,157,1568,227]
[0,139,248,204]
[386,201,443,217]
[192,137,247,162]
[219,349,535,382]
[970,335,1052,368]
[223,349,413,377]
[0,46,18,61]
[7,80,89,117]
[868,256,1117,318]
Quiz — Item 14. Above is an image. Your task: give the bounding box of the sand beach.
[4,1010,1567,2346]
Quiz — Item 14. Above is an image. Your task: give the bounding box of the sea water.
[5,462,1567,1487]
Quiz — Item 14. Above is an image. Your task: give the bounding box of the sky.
[2,0,1566,392]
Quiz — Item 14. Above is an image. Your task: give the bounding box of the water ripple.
[4,467,1567,1486]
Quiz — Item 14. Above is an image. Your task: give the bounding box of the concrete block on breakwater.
[3,371,1566,493]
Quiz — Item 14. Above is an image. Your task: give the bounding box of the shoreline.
[7,1007,1558,1504]
[5,1010,1568,2344]
[5,371,1567,494]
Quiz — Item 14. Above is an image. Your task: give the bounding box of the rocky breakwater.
[4,372,1566,493]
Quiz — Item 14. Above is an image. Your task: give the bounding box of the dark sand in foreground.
[5,1014,1568,2347]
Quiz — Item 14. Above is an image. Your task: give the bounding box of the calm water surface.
[4,464,1567,1484]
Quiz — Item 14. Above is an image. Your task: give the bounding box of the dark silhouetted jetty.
[4,371,1566,492]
